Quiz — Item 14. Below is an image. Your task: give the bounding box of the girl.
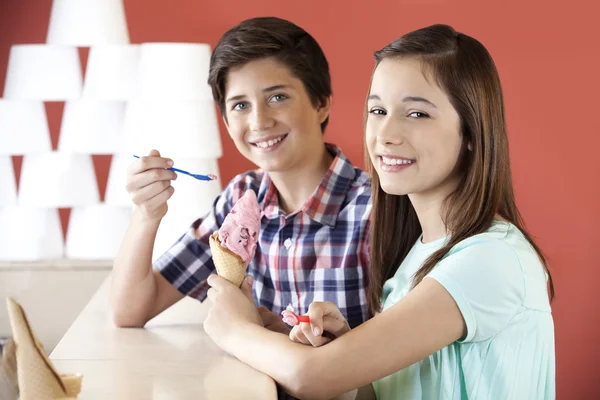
[204,24,555,400]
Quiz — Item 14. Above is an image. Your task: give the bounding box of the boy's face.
[222,57,330,173]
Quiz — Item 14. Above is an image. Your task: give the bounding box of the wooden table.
[49,276,278,399]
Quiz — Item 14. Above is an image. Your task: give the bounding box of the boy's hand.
[258,306,291,335]
[289,301,351,347]
[205,275,263,353]
[127,149,177,221]
[240,276,290,334]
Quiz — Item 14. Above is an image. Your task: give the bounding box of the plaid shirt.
[155,144,372,328]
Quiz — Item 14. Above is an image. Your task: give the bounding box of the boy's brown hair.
[208,17,332,132]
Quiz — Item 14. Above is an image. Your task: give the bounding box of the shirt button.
[283,238,293,249]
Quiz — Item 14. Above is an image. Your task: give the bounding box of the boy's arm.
[111,166,253,328]
[110,151,184,327]
[110,208,184,328]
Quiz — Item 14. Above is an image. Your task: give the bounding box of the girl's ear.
[467,142,473,151]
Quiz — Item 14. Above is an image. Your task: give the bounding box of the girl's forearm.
[227,279,465,399]
[229,324,314,396]
[229,324,367,399]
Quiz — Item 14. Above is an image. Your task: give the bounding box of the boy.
[111,17,371,335]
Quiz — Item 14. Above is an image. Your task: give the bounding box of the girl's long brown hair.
[366,24,554,314]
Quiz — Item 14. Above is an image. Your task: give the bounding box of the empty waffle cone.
[209,232,247,287]
[6,297,82,400]
[0,338,18,400]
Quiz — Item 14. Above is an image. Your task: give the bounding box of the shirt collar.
[257,144,357,227]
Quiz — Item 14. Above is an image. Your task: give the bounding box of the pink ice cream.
[217,189,260,264]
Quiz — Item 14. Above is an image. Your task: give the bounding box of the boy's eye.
[270,94,288,102]
[408,111,428,118]
[233,102,249,111]
[369,108,386,115]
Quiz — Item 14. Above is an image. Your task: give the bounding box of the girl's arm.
[205,275,465,399]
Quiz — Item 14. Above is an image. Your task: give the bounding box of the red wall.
[2,0,599,397]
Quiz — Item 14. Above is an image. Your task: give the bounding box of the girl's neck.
[410,195,447,243]
[409,178,460,243]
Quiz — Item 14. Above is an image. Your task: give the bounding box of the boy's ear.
[317,96,332,124]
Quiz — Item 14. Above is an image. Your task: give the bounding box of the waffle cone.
[6,297,82,399]
[0,338,18,400]
[209,232,247,287]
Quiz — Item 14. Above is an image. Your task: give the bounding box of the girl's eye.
[369,108,386,115]
[408,111,429,118]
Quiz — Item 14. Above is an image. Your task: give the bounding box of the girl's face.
[366,57,465,200]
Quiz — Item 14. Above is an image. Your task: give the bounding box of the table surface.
[0,259,113,271]
[49,276,278,400]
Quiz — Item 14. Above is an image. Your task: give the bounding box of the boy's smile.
[249,133,288,152]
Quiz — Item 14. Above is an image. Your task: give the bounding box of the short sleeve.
[427,238,525,342]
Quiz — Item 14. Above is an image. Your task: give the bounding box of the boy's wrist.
[133,208,163,227]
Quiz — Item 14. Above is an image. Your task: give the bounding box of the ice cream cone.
[0,338,18,400]
[209,231,247,287]
[6,297,82,399]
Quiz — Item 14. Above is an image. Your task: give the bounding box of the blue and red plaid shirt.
[154,144,372,328]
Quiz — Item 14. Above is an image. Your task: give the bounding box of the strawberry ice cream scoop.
[217,189,260,264]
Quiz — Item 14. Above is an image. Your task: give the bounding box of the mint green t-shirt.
[373,222,555,399]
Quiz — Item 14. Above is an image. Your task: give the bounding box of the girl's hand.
[289,301,351,347]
